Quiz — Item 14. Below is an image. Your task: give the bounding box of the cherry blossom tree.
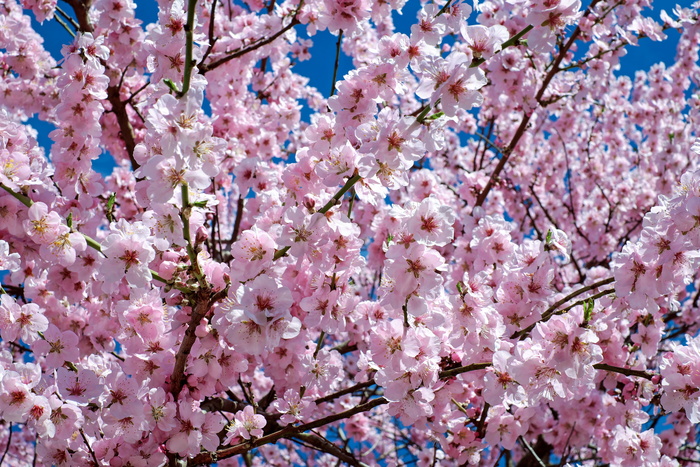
[1,0,700,465]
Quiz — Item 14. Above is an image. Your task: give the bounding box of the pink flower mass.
[1,0,700,464]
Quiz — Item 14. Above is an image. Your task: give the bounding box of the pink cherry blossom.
[225,405,266,443]
[31,324,79,369]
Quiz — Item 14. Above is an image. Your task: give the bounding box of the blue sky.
[26,0,692,175]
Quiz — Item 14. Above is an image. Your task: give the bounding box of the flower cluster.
[0,0,699,465]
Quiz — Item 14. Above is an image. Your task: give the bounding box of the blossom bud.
[303,195,316,212]
[195,226,209,245]
[195,318,209,338]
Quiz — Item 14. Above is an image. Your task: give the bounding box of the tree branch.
[592,363,654,380]
[511,277,615,339]
[169,288,228,398]
[289,433,369,467]
[474,0,602,207]
[189,397,388,465]
[199,1,304,74]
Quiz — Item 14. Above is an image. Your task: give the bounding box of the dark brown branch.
[438,361,491,379]
[314,381,375,405]
[8,341,32,353]
[331,341,358,354]
[289,433,369,467]
[199,2,304,75]
[200,397,247,413]
[230,196,245,245]
[474,114,531,207]
[476,402,489,438]
[64,0,139,171]
[170,288,229,398]
[200,0,219,65]
[189,358,650,465]
[593,363,654,380]
[329,30,343,98]
[511,277,615,340]
[107,85,139,170]
[190,396,387,465]
[62,0,94,33]
[474,0,602,207]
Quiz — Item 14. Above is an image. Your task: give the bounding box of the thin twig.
[55,5,80,29]
[199,1,304,74]
[53,14,76,37]
[0,422,13,467]
[290,433,369,467]
[475,1,602,207]
[79,428,100,467]
[329,30,343,98]
[314,381,376,405]
[519,436,547,467]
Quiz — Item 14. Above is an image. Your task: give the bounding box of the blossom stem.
[557,288,615,315]
[180,183,207,287]
[319,172,362,215]
[55,6,79,29]
[347,187,356,218]
[0,422,11,467]
[0,183,32,208]
[177,0,198,98]
[314,381,375,405]
[313,331,326,359]
[290,433,369,467]
[434,0,453,17]
[451,398,469,415]
[53,12,76,38]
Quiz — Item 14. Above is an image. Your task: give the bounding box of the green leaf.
[426,111,444,121]
[583,297,594,323]
[456,281,466,296]
[545,229,553,244]
[66,212,73,229]
[106,192,116,223]
[164,79,180,94]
